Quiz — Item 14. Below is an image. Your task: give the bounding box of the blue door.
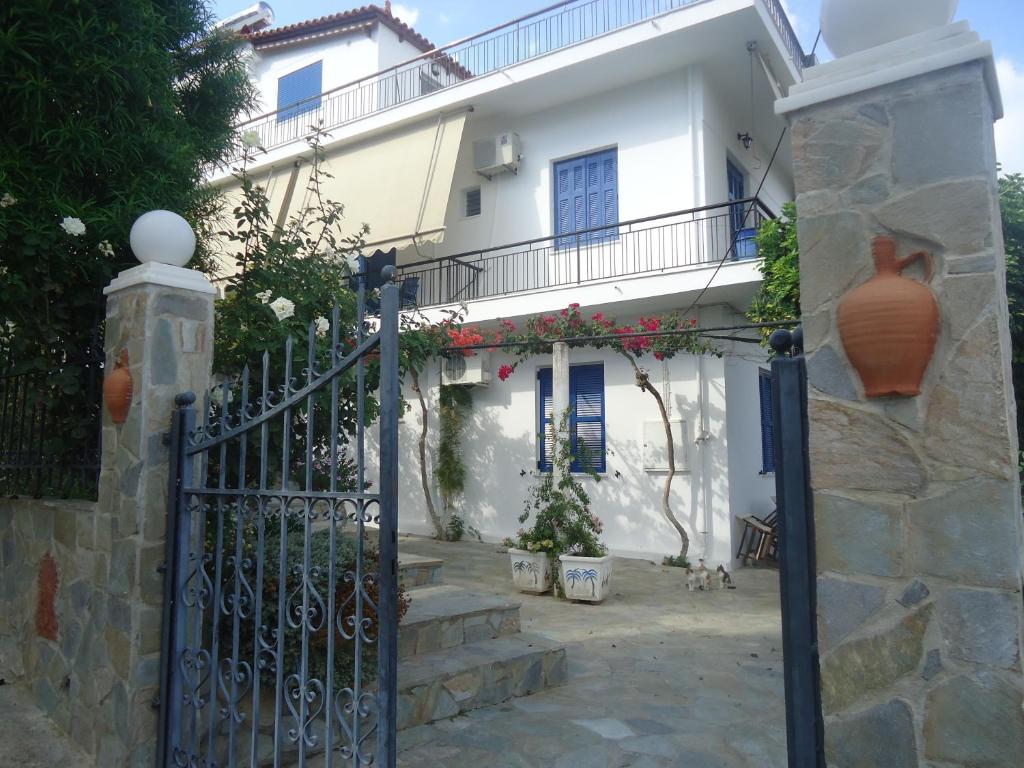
[727,160,746,236]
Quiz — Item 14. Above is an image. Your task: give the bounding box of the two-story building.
[210,0,813,566]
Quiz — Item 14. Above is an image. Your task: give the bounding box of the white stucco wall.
[378,306,772,567]
[435,68,699,261]
[724,353,778,543]
[248,26,389,116]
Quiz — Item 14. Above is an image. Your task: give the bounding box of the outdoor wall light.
[737,132,753,150]
[129,209,196,267]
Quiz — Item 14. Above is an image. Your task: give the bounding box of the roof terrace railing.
[231,0,813,159]
[392,197,774,309]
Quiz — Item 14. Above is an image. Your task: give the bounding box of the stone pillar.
[91,236,214,763]
[777,22,1024,765]
[552,341,571,480]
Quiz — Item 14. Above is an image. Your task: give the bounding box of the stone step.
[398,552,443,590]
[399,585,521,659]
[397,632,568,730]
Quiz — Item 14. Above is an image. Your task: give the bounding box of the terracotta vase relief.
[837,236,939,398]
[103,349,133,424]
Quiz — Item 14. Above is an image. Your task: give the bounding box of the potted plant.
[508,410,612,602]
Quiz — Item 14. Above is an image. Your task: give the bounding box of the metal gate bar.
[769,327,826,768]
[157,270,401,768]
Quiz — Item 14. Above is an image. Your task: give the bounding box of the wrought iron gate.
[157,273,401,767]
[769,326,826,768]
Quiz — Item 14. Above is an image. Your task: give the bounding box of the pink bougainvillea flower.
[568,302,580,310]
[498,364,515,381]
[500,319,517,332]
[591,312,605,322]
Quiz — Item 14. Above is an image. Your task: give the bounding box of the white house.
[210,0,813,566]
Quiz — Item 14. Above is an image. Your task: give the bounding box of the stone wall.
[0,497,138,760]
[789,60,1024,764]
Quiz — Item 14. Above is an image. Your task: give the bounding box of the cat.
[684,567,698,592]
[697,559,712,591]
[717,564,736,590]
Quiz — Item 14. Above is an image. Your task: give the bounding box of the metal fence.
[0,324,104,499]
[394,197,772,308]
[232,0,813,158]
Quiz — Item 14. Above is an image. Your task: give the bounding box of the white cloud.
[390,3,420,26]
[995,57,1024,174]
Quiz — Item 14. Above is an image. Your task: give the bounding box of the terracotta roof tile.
[246,4,435,52]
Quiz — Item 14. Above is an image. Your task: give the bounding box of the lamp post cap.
[130,210,196,268]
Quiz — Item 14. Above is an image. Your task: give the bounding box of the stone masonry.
[94,271,215,764]
[779,29,1024,767]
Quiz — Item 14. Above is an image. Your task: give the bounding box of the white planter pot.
[821,0,958,58]
[509,549,553,594]
[558,554,613,603]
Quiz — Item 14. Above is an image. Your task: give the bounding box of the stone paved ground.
[396,535,787,767]
[0,683,91,767]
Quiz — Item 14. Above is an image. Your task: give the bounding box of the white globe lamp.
[129,210,196,267]
[821,0,959,58]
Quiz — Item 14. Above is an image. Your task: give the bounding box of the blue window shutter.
[553,155,592,247]
[554,149,618,247]
[727,160,746,239]
[538,368,553,471]
[759,369,775,474]
[277,61,323,123]
[570,364,605,473]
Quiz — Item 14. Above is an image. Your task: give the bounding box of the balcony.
[232,0,813,160]
[393,198,773,309]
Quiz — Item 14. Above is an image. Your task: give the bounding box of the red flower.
[654,352,665,361]
[500,319,517,332]
[689,317,698,327]
[560,309,569,318]
[639,316,661,332]
[568,303,580,310]
[498,364,515,381]
[591,312,605,322]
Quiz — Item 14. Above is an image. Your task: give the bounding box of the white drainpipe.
[695,355,713,560]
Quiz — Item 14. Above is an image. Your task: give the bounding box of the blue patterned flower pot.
[509,549,552,594]
[558,554,613,603]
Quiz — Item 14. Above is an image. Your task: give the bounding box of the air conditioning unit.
[441,352,492,386]
[473,133,521,179]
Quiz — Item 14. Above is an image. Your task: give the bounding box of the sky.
[213,0,1024,172]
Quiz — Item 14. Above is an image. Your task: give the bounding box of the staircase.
[396,552,568,729]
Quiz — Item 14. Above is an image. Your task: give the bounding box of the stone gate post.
[777,21,1024,765]
[93,211,214,764]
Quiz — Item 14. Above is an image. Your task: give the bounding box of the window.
[537,364,606,473]
[277,61,323,122]
[758,369,776,474]
[553,149,618,247]
[464,186,481,217]
[420,72,442,95]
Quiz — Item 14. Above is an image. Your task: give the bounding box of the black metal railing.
[231,0,811,158]
[394,197,772,308]
[762,0,817,73]
[0,324,104,499]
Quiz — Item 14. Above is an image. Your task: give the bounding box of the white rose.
[241,129,262,149]
[268,297,295,321]
[344,253,360,274]
[0,193,16,208]
[255,289,272,303]
[314,316,330,337]
[60,216,86,236]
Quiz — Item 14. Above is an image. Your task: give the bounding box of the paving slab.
[395,535,785,767]
[0,683,91,768]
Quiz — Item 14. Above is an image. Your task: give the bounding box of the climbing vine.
[496,304,718,560]
[436,384,473,538]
